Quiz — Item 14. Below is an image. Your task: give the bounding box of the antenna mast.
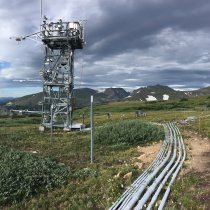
[40,0,43,30]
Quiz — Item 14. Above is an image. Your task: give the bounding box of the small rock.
[123,172,132,179]
[114,172,121,179]
[138,153,146,159]
[135,162,143,169]
[156,200,161,206]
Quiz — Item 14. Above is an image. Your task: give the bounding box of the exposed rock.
[123,172,132,179]
[114,172,121,179]
[135,162,143,169]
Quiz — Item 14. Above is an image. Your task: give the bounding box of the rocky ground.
[134,141,162,169]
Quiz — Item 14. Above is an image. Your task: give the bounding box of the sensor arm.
[9,31,41,41]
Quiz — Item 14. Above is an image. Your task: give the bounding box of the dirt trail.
[183,130,210,209]
[184,130,210,172]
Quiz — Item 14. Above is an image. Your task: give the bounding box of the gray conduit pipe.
[110,125,170,210]
[111,143,168,210]
[119,124,172,210]
[158,126,186,210]
[122,131,173,210]
[133,123,178,209]
[110,123,181,210]
[118,136,170,210]
[146,124,183,209]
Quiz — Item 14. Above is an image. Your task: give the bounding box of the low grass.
[0,117,148,209]
[165,171,202,210]
[1,96,210,209]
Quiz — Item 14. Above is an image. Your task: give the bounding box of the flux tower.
[40,19,85,129]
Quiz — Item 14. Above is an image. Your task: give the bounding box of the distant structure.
[40,19,85,129]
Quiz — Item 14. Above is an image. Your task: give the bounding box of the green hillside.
[5,88,128,110]
[5,88,110,110]
[5,85,210,112]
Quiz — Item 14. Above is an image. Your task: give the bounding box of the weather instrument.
[10,17,85,130]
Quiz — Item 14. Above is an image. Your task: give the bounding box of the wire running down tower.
[39,19,85,129]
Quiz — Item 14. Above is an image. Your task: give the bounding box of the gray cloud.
[0,0,210,97]
[87,0,210,57]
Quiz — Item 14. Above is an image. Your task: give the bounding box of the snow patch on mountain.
[146,95,157,101]
[125,95,131,98]
[163,94,169,100]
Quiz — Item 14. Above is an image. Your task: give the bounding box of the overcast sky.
[0,0,210,97]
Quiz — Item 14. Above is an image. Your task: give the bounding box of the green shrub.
[180,98,188,102]
[95,120,164,145]
[74,168,97,180]
[0,146,70,206]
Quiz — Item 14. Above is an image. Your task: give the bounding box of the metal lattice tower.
[39,19,85,128]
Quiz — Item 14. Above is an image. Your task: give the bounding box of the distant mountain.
[6,92,43,110]
[190,86,210,96]
[103,88,130,99]
[5,85,210,110]
[128,84,210,101]
[130,85,187,101]
[0,97,14,105]
[5,88,130,110]
[73,88,108,107]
